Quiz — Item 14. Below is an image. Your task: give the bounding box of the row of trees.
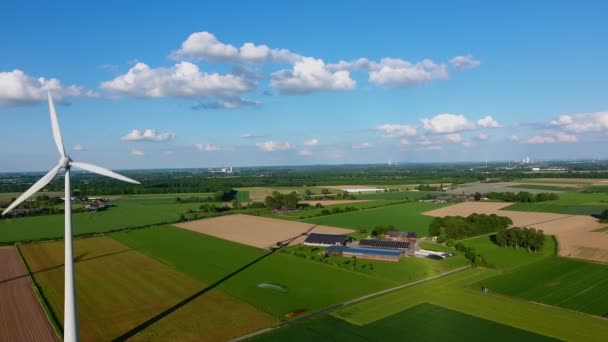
[264,191,299,210]
[494,227,545,252]
[600,209,608,223]
[429,214,513,240]
[484,191,559,202]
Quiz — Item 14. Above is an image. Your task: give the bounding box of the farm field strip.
[460,235,556,270]
[302,202,450,236]
[112,226,464,318]
[248,302,557,342]
[0,246,58,341]
[424,201,608,262]
[480,257,608,317]
[19,237,275,341]
[332,267,608,342]
[174,214,353,249]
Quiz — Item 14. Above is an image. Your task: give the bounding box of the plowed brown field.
[424,202,608,262]
[0,246,58,341]
[174,214,353,249]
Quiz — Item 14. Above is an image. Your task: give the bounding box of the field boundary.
[230,265,472,341]
[16,244,63,339]
[296,199,437,222]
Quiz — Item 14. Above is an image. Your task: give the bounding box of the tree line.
[484,191,559,202]
[494,227,545,252]
[429,214,513,240]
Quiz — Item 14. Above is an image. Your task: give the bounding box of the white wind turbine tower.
[2,93,140,342]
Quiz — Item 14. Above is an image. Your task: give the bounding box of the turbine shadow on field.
[112,225,318,342]
[0,248,134,286]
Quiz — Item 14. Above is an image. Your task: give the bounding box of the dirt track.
[174,214,353,249]
[424,202,608,263]
[0,246,58,341]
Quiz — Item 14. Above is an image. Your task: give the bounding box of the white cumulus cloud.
[0,69,97,107]
[256,141,294,151]
[270,57,356,94]
[526,132,578,144]
[304,139,319,146]
[444,133,463,143]
[352,142,374,149]
[477,115,501,128]
[368,58,448,87]
[375,124,417,138]
[121,129,175,142]
[194,143,223,152]
[171,31,302,64]
[510,135,520,142]
[422,113,475,133]
[72,144,86,152]
[449,55,481,70]
[131,148,144,156]
[476,133,489,141]
[100,62,255,108]
[549,112,608,133]
[299,149,313,156]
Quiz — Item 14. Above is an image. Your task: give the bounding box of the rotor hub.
[60,156,72,168]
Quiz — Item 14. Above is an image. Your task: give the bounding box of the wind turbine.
[2,93,140,342]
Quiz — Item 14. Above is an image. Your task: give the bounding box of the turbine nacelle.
[60,156,72,169]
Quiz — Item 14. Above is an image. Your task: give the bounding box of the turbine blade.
[48,93,66,157]
[2,165,61,215]
[71,162,140,184]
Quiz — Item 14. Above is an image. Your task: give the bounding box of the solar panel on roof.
[359,239,410,249]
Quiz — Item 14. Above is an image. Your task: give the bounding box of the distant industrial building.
[304,233,353,247]
[325,246,404,262]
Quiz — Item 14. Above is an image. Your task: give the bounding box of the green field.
[354,190,445,200]
[302,202,448,236]
[251,303,556,341]
[280,245,470,284]
[480,257,608,317]
[582,185,608,193]
[332,267,608,342]
[508,184,573,192]
[19,236,274,341]
[112,226,397,318]
[504,190,608,215]
[0,198,205,243]
[278,200,403,220]
[460,235,556,270]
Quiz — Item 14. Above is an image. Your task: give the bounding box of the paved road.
[231,265,472,341]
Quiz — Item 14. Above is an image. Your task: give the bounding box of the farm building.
[325,246,404,262]
[359,239,410,250]
[304,233,353,247]
[414,249,454,260]
[384,231,417,243]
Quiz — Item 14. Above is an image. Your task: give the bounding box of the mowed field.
[460,235,556,270]
[174,214,354,249]
[481,257,608,317]
[19,237,275,341]
[112,226,397,318]
[332,267,608,342]
[251,303,556,342]
[303,202,449,236]
[0,246,58,341]
[424,201,608,262]
[0,198,205,243]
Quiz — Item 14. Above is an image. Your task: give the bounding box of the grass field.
[19,236,275,341]
[280,244,470,284]
[461,235,556,270]
[0,198,207,243]
[354,191,444,200]
[582,186,608,193]
[503,190,608,215]
[508,184,573,192]
[112,226,396,318]
[480,257,608,317]
[302,202,449,236]
[251,303,556,341]
[332,267,608,342]
[278,200,398,220]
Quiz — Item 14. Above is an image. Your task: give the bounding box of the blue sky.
[1,0,607,171]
